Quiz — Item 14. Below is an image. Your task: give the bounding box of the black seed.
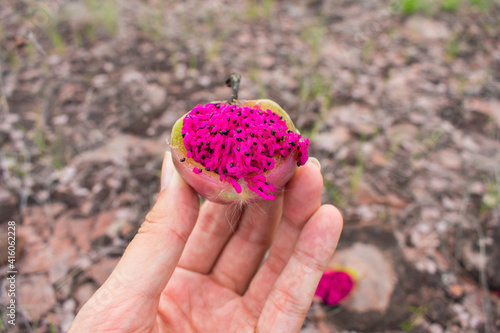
[298,152,302,156]
[297,162,301,166]
[238,111,241,116]
[186,115,190,119]
[288,148,291,152]
[205,167,210,171]
[270,119,275,123]
[180,158,186,162]
[182,133,186,138]
[224,169,228,174]
[250,110,254,113]
[245,152,250,156]
[230,163,234,167]
[287,130,292,133]
[250,132,254,137]
[253,142,257,145]
[276,138,280,143]
[267,161,271,166]
[263,168,267,172]
[215,103,220,108]
[233,120,237,124]
[279,128,282,131]
[201,154,206,159]
[237,137,243,142]
[198,168,202,173]
[237,146,241,151]
[265,182,270,185]
[219,130,224,135]
[196,110,199,114]
[280,116,283,119]
[222,144,225,149]
[236,128,242,133]
[271,130,276,135]
[245,123,249,127]
[259,111,263,115]
[227,117,230,121]
[290,142,296,146]
[258,187,263,192]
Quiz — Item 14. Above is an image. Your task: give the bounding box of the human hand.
[69,152,343,333]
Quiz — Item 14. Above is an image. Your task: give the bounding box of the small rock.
[91,209,118,241]
[458,226,500,290]
[387,123,419,145]
[445,284,465,301]
[19,242,52,274]
[464,98,500,127]
[313,126,351,153]
[0,189,17,221]
[18,274,56,322]
[60,298,77,332]
[370,150,388,166]
[324,227,416,331]
[428,323,444,333]
[355,180,407,208]
[146,83,167,109]
[75,281,98,310]
[88,257,120,285]
[47,236,79,283]
[435,149,462,170]
[406,17,450,40]
[0,232,24,265]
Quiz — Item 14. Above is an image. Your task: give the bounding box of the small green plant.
[47,25,66,54]
[325,182,347,209]
[468,0,492,10]
[481,179,500,213]
[246,0,275,20]
[86,0,118,36]
[137,10,163,42]
[441,0,462,11]
[350,137,367,193]
[397,0,428,15]
[401,305,428,331]
[361,39,376,63]
[446,35,461,59]
[300,23,326,63]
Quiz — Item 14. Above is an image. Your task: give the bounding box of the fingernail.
[161,151,174,191]
[308,157,321,171]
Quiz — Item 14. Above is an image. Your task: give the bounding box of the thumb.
[106,151,200,298]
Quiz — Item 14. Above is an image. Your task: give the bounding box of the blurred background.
[1,0,500,332]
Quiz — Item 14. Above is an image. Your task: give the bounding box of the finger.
[104,152,200,299]
[209,192,284,294]
[257,205,343,332]
[245,161,323,308]
[178,201,242,273]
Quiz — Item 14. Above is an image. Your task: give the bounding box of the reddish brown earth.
[1,1,500,332]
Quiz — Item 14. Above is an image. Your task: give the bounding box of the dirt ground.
[1,0,500,332]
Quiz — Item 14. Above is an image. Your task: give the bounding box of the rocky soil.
[1,0,500,332]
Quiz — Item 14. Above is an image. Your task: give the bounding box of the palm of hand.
[70,161,342,333]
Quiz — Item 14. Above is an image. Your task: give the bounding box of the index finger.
[105,153,200,298]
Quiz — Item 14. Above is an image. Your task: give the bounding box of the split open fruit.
[170,98,309,204]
